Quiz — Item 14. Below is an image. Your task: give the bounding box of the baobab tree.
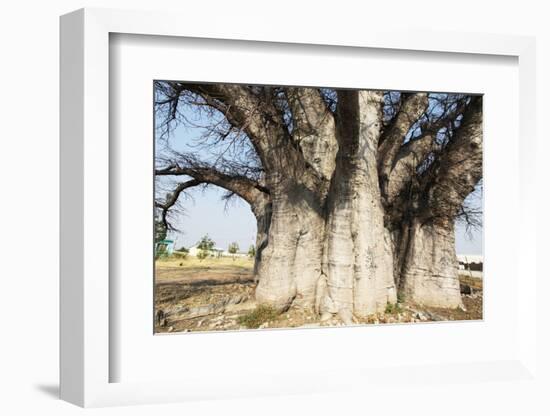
[154,82,482,323]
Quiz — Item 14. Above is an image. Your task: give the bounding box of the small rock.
[415,312,427,320]
[320,312,333,322]
[338,309,354,325]
[167,326,174,332]
[460,283,472,295]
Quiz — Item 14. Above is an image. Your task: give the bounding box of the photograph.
[153,82,483,333]
[1,0,544,412]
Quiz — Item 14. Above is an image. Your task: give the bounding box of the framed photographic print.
[60,7,539,408]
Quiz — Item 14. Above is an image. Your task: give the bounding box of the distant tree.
[248,244,256,259]
[196,250,208,261]
[228,242,239,260]
[197,235,215,251]
[155,218,167,243]
[174,250,188,260]
[174,246,188,259]
[197,234,215,261]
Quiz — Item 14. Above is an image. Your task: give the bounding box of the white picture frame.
[60,7,538,408]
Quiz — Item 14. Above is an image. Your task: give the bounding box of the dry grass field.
[154,257,483,333]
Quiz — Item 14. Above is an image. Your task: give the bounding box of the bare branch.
[422,96,483,223]
[377,93,429,199]
[171,83,290,168]
[155,179,202,231]
[285,87,337,180]
[156,162,269,206]
[382,95,470,206]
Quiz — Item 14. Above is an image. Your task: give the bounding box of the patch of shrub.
[197,250,208,261]
[385,302,403,314]
[396,292,405,304]
[237,305,280,329]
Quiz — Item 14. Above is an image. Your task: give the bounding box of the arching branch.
[156,82,325,190]
[156,164,269,207]
[285,87,337,180]
[286,87,334,135]
[422,96,483,223]
[377,93,429,199]
[155,179,202,231]
[382,95,471,206]
[158,82,291,169]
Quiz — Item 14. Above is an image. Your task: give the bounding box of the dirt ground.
[154,257,483,334]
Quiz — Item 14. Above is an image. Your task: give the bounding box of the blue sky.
[165,187,257,251]
[156,90,483,255]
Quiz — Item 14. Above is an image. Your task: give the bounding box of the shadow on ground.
[34,383,59,399]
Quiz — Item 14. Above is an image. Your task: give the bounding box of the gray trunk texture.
[251,201,272,277]
[255,182,325,311]
[255,92,397,319]
[321,91,396,321]
[398,219,462,308]
[251,94,481,317]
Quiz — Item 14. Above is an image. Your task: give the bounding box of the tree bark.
[320,91,397,322]
[251,199,272,277]
[254,180,325,311]
[398,219,462,308]
[378,93,428,202]
[389,96,482,309]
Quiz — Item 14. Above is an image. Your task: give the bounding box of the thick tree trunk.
[251,93,477,317]
[255,182,325,311]
[320,91,397,322]
[256,92,401,319]
[398,219,462,309]
[251,201,272,277]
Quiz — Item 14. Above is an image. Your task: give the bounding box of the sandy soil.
[154,257,483,334]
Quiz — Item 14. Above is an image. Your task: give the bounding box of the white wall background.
[0,1,548,415]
